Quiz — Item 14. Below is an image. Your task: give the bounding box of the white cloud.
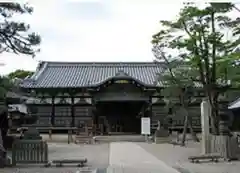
[0,1,239,75]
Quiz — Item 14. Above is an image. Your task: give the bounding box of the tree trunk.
[209,94,219,135]
[181,115,188,146]
[210,115,218,135]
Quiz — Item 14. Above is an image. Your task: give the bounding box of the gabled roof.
[20,61,165,89]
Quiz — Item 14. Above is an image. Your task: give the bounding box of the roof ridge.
[41,61,162,65]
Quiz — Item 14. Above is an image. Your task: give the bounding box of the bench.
[188,154,222,163]
[48,159,87,167]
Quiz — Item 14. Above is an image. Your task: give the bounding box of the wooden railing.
[12,140,48,166]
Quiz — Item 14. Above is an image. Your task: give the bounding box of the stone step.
[93,135,147,143]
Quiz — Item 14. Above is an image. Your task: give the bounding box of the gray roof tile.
[21,61,165,88]
[229,97,240,109]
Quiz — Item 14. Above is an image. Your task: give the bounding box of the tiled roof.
[228,97,240,109]
[20,61,165,88]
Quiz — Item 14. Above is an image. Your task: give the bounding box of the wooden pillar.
[71,97,75,127]
[51,96,55,126]
[148,97,153,133]
[149,98,152,117]
[91,100,97,135]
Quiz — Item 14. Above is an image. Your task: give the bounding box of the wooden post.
[71,97,75,127]
[51,96,55,126]
[85,124,88,135]
[49,127,52,141]
[68,129,70,144]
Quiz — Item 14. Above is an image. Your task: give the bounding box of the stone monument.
[200,98,210,154]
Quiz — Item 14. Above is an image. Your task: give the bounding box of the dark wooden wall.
[27,104,93,127]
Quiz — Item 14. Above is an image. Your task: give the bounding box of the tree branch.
[182,20,206,85]
[211,11,217,85]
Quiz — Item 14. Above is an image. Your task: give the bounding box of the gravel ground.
[139,142,240,173]
[4,143,110,173]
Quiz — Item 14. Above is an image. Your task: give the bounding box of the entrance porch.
[95,101,147,135]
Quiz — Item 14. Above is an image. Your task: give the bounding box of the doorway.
[96,101,146,134]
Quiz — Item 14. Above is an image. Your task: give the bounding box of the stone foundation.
[155,137,170,144]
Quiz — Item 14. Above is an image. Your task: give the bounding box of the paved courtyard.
[4,142,179,173]
[4,143,110,173]
[3,141,240,173]
[139,142,240,173]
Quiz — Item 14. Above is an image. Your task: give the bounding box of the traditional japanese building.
[20,61,203,134]
[229,97,240,130]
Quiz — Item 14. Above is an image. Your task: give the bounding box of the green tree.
[8,69,34,79]
[0,3,41,56]
[0,2,40,99]
[0,3,40,151]
[152,3,240,134]
[153,47,199,145]
[0,76,12,99]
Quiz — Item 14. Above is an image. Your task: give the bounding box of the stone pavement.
[4,143,109,173]
[7,140,240,173]
[3,141,180,173]
[48,143,109,169]
[108,142,179,173]
[139,142,240,173]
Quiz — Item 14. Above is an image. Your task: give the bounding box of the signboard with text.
[141,117,151,135]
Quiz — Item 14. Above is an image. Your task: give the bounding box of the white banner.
[141,117,151,135]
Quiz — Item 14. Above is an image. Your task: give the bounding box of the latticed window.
[74,106,91,117]
[55,106,71,117]
[36,117,51,126]
[54,117,72,127]
[32,106,52,117]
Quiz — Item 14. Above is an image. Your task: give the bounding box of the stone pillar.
[200,98,211,154]
[157,120,161,130]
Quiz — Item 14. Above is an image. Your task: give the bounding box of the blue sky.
[0,0,239,74]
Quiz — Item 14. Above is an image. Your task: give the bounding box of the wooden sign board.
[114,80,130,84]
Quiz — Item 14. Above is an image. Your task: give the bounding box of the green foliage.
[0,76,12,99]
[154,55,194,120]
[0,2,39,102]
[154,47,197,109]
[8,69,34,79]
[152,3,240,88]
[152,3,240,133]
[0,3,41,57]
